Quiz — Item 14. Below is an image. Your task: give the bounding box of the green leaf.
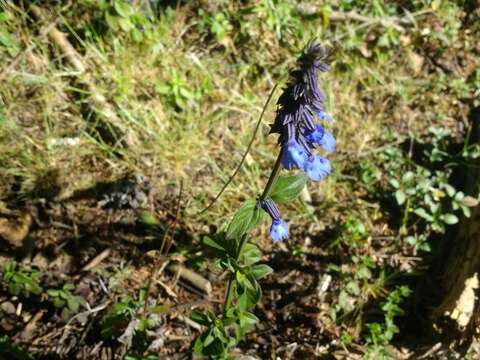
[250,264,273,279]
[402,171,414,182]
[8,283,20,296]
[236,271,254,290]
[414,208,433,221]
[226,199,263,240]
[243,311,259,327]
[395,190,406,205]
[118,17,134,32]
[389,178,400,189]
[53,297,66,308]
[237,284,261,311]
[67,296,81,312]
[442,214,458,225]
[203,329,215,347]
[47,289,59,297]
[63,283,75,291]
[104,12,118,29]
[114,1,132,17]
[139,211,159,226]
[191,310,210,326]
[270,173,307,204]
[193,336,204,354]
[26,282,43,295]
[443,183,456,197]
[239,243,262,265]
[203,236,225,251]
[0,29,20,57]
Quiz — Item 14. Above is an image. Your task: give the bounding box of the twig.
[418,342,442,359]
[197,84,278,215]
[166,263,212,296]
[295,4,434,33]
[29,5,85,72]
[176,314,203,331]
[161,180,184,256]
[143,182,183,317]
[18,309,46,341]
[28,4,136,148]
[81,248,111,271]
[64,301,112,328]
[329,10,406,32]
[156,279,177,298]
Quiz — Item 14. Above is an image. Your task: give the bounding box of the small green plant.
[0,11,20,57]
[47,283,85,316]
[156,69,200,110]
[358,159,381,186]
[383,127,478,238]
[0,335,34,360]
[329,255,387,324]
[2,260,43,297]
[365,285,411,359]
[250,0,300,40]
[101,293,145,339]
[197,9,232,44]
[331,214,369,249]
[101,0,154,42]
[101,290,161,358]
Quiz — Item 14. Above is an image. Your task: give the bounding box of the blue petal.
[305,125,325,144]
[304,155,331,181]
[281,140,308,170]
[319,130,336,153]
[305,125,336,153]
[270,219,289,241]
[317,111,332,121]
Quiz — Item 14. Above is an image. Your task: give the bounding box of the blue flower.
[281,140,308,170]
[258,197,289,242]
[304,155,331,181]
[269,41,335,182]
[305,125,336,153]
[270,219,289,242]
[317,111,332,121]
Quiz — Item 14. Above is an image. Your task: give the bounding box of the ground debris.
[97,173,152,210]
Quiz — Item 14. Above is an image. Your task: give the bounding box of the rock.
[0,212,32,247]
[1,301,16,315]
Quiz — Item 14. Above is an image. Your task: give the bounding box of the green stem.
[223,150,284,313]
[260,149,284,201]
[198,84,278,215]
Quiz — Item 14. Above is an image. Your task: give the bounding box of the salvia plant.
[193,41,336,358]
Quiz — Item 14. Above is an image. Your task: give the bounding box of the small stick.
[81,248,111,271]
[143,182,183,317]
[161,180,183,256]
[18,309,46,341]
[28,4,136,148]
[166,263,212,296]
[197,84,278,215]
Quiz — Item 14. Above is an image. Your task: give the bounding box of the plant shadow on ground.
[0,172,203,359]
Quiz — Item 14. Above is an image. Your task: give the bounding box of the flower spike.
[270,41,335,180]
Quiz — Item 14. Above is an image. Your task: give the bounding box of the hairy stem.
[260,149,283,201]
[223,150,283,313]
[198,84,278,215]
